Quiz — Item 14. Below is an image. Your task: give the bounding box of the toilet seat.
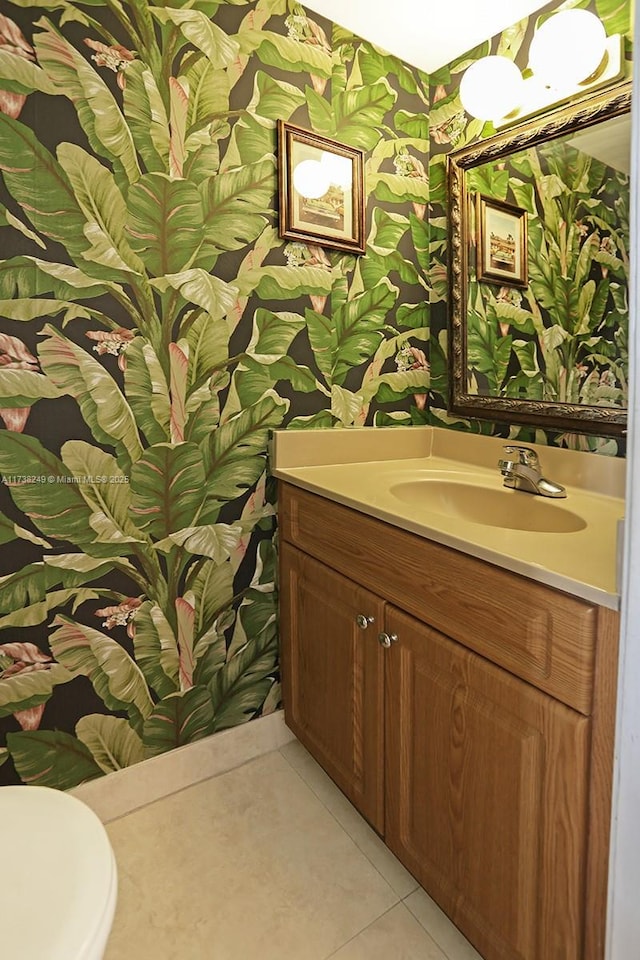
[1,785,118,960]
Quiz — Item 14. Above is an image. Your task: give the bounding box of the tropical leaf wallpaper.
[0,0,431,787]
[466,140,629,407]
[0,0,631,789]
[428,0,633,456]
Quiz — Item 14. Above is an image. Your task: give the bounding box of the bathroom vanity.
[272,427,624,960]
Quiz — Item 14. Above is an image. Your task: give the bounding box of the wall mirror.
[447,81,631,437]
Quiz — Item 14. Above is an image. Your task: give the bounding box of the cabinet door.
[385,606,589,960]
[280,543,385,832]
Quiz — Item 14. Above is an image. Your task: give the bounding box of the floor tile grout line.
[98,774,220,826]
[320,899,453,960]
[104,748,285,826]
[277,745,412,899]
[278,745,468,960]
[402,891,480,960]
[320,901,400,960]
[400,891,457,960]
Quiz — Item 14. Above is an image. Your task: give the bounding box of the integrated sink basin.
[389,479,587,533]
[270,425,625,605]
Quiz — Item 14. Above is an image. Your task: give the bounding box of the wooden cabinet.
[280,543,385,832]
[385,606,588,960]
[278,483,619,960]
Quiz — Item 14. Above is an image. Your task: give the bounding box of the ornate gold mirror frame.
[447,81,631,437]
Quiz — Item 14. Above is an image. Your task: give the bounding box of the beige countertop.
[270,427,626,611]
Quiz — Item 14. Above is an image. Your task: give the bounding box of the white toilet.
[1,785,118,960]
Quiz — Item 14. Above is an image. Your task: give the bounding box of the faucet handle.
[502,445,539,468]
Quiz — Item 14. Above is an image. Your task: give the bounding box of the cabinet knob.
[356,614,374,630]
[378,632,398,648]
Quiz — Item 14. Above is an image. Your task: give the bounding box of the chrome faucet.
[498,445,566,498]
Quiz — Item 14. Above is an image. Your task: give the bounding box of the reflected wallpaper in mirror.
[448,83,631,437]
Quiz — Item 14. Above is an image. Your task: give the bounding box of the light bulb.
[320,151,352,189]
[529,10,607,89]
[292,159,331,200]
[459,56,524,122]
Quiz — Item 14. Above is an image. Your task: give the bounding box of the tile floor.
[104,739,483,960]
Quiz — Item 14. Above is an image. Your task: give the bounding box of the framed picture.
[476,194,528,287]
[277,120,366,255]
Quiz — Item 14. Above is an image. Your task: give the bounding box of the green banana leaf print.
[0,0,430,787]
[466,140,629,407]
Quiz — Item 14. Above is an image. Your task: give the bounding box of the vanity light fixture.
[458,56,524,122]
[527,9,607,88]
[458,9,624,128]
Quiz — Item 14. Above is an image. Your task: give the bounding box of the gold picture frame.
[277,120,366,255]
[476,194,528,287]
